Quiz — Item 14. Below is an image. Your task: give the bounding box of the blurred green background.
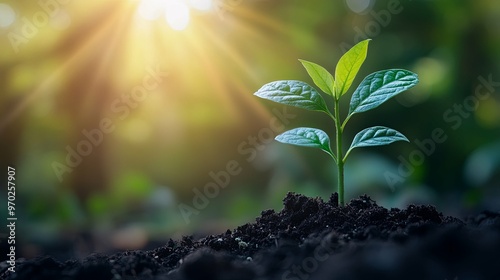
[1,0,500,259]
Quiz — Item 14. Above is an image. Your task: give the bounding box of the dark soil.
[2,192,500,280]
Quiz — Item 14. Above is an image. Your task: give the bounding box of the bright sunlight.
[165,1,190,31]
[137,0,212,30]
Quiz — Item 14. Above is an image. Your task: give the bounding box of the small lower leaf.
[275,127,334,157]
[345,126,408,160]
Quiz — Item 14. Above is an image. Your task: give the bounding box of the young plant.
[254,39,419,206]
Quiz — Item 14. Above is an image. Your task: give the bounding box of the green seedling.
[254,39,419,206]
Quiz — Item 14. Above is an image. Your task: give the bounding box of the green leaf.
[348,69,419,117]
[299,59,334,96]
[345,126,409,160]
[275,127,334,158]
[335,39,370,99]
[254,80,329,113]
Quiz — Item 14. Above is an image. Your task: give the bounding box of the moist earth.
[2,192,500,280]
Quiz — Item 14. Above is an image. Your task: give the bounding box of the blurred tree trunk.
[0,66,25,172]
[55,3,133,203]
[62,69,112,201]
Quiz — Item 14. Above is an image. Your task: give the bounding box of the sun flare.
[137,0,201,31]
[165,1,190,31]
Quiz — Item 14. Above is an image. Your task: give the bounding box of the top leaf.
[299,59,334,96]
[254,80,329,114]
[348,69,419,117]
[335,39,370,99]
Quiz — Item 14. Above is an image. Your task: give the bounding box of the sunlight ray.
[0,3,131,132]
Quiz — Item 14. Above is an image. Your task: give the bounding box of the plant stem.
[334,99,345,206]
